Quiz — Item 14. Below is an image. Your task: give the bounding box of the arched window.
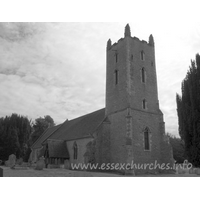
[142,99,146,109]
[140,51,145,61]
[131,54,133,61]
[144,127,150,150]
[115,53,118,63]
[141,68,145,83]
[73,141,78,160]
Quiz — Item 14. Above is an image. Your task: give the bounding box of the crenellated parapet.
[106,39,112,51]
[107,24,155,51]
[149,34,154,47]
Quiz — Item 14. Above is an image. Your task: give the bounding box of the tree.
[0,114,32,161]
[176,53,200,167]
[30,115,55,145]
[167,133,186,163]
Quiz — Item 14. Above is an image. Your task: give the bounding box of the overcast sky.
[0,1,200,137]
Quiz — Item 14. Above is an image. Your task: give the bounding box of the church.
[30,24,174,174]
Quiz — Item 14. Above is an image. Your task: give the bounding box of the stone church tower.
[95,24,174,174]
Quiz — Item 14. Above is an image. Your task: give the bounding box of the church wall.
[128,38,159,113]
[131,109,162,173]
[106,108,167,174]
[109,110,128,165]
[66,137,93,166]
[95,121,111,165]
[106,39,129,115]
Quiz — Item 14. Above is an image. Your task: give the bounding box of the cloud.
[0,22,106,126]
[1,22,199,136]
[0,22,45,42]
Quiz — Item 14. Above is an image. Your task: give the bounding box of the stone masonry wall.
[94,121,111,165]
[109,110,129,165]
[106,38,129,115]
[128,37,159,113]
[131,109,162,174]
[66,137,93,167]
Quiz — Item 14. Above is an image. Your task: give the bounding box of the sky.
[0,1,200,137]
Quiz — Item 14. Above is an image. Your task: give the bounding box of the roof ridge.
[31,124,62,149]
[48,108,105,141]
[31,127,49,149]
[68,108,105,122]
[42,119,68,143]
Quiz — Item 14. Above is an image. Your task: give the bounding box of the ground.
[0,166,199,177]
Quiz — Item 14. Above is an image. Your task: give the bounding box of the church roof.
[31,124,62,149]
[47,108,105,141]
[47,140,69,158]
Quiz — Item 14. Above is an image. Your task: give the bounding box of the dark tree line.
[176,53,200,167]
[0,114,55,162]
[167,133,186,163]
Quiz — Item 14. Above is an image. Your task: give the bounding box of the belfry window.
[144,128,150,150]
[115,53,118,63]
[131,54,133,61]
[142,99,146,109]
[142,68,145,83]
[73,141,78,160]
[115,70,118,85]
[140,51,145,61]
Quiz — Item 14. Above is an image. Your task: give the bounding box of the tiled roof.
[47,139,69,158]
[48,108,105,141]
[31,124,62,149]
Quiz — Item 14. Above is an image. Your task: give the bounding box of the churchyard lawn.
[1,166,199,177]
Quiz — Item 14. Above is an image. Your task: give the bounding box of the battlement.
[107,24,154,51]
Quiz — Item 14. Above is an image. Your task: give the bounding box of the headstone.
[196,168,200,175]
[16,158,23,165]
[8,154,16,169]
[64,159,70,169]
[193,168,197,174]
[0,167,3,177]
[5,161,9,167]
[35,157,45,170]
[177,166,184,174]
[189,168,195,174]
[57,158,61,165]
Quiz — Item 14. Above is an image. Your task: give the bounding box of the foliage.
[167,133,186,163]
[0,113,55,162]
[30,115,55,145]
[0,114,31,160]
[176,53,200,167]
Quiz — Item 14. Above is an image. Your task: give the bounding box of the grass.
[1,166,199,177]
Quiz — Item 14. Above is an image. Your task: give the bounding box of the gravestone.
[64,160,70,169]
[0,167,3,177]
[8,154,16,169]
[57,158,61,166]
[5,161,9,167]
[16,158,23,165]
[196,168,200,175]
[35,157,45,170]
